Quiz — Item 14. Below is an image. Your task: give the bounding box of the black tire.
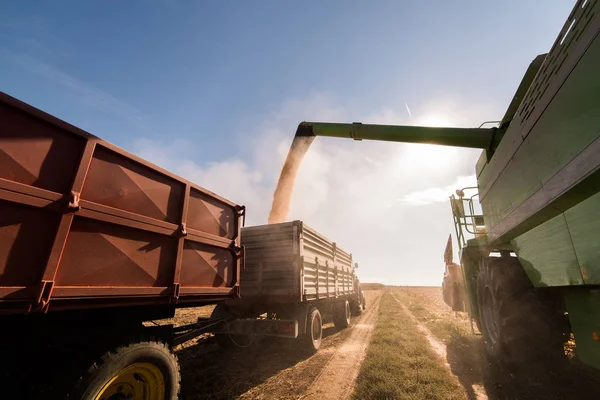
[352,294,363,316]
[299,306,322,353]
[333,300,351,330]
[477,256,564,367]
[209,304,255,349]
[451,283,465,312]
[71,341,180,400]
[442,278,452,306]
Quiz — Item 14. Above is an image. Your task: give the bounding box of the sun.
[394,113,462,173]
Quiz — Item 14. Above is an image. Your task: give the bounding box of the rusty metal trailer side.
[0,91,244,315]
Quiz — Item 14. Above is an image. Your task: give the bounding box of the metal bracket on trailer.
[66,191,80,212]
[171,283,180,304]
[33,280,54,313]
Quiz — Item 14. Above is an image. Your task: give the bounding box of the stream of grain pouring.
[268,136,315,224]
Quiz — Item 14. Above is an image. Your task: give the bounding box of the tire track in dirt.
[303,290,382,400]
[390,291,488,400]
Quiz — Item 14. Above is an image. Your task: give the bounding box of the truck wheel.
[334,300,351,330]
[72,341,180,400]
[299,306,322,353]
[477,256,564,367]
[209,304,255,349]
[353,299,363,316]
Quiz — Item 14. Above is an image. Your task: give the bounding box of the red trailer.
[0,91,247,399]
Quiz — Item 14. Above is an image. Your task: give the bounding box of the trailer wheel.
[353,300,363,316]
[72,341,180,400]
[299,306,322,353]
[477,256,564,367]
[334,300,351,330]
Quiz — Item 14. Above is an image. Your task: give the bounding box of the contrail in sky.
[405,101,412,118]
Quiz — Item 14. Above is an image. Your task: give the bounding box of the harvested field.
[170,287,600,400]
[175,290,381,400]
[391,287,600,400]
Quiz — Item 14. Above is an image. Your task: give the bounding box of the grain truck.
[0,91,363,399]
[216,221,365,352]
[290,0,600,370]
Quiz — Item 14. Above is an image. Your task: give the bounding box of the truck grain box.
[241,221,356,302]
[210,221,366,353]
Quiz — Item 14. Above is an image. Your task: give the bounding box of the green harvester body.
[296,1,600,369]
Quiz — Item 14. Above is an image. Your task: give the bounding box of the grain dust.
[268,136,315,224]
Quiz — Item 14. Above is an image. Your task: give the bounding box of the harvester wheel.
[333,300,351,330]
[299,306,322,353]
[477,256,564,367]
[451,283,465,312]
[71,341,180,400]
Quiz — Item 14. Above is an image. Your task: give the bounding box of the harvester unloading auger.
[289,0,600,370]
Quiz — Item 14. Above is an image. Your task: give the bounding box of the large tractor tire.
[333,300,351,330]
[451,282,466,312]
[299,306,323,353]
[476,256,564,367]
[71,341,180,400]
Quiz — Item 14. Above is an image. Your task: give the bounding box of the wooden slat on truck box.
[241,221,356,304]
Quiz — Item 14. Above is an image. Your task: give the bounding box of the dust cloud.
[268,135,315,224]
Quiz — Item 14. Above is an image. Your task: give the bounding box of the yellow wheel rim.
[94,362,165,400]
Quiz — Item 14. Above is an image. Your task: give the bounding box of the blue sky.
[1,1,575,285]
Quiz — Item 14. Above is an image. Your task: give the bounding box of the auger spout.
[295,121,503,152]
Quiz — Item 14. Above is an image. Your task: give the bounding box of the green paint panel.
[511,214,583,287]
[480,36,600,240]
[565,291,600,370]
[565,191,600,284]
[475,150,487,178]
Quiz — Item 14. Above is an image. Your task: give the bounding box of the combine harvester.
[292,0,600,370]
[0,95,364,398]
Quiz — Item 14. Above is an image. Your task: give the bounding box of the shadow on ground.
[446,335,600,400]
[177,325,339,400]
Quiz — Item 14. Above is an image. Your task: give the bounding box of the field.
[172,287,600,400]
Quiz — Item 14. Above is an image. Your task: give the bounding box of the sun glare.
[394,113,461,173]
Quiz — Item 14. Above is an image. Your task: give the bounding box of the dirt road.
[173,286,600,399]
[394,287,600,400]
[390,290,487,400]
[304,290,382,400]
[176,290,382,400]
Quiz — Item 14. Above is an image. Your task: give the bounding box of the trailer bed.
[0,92,244,314]
[241,221,356,303]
